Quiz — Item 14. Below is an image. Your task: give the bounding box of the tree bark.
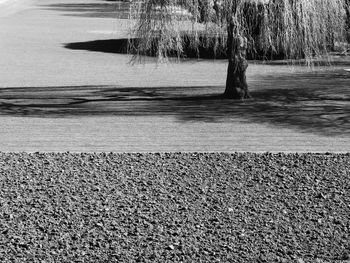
[224,23,251,99]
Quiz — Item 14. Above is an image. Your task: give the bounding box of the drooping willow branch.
[129,0,348,63]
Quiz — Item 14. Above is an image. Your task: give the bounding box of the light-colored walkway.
[0,0,349,152]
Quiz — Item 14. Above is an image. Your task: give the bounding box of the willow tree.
[128,0,348,99]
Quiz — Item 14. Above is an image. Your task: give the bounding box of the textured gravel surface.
[0,152,349,263]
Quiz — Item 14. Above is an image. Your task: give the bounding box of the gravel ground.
[0,152,349,263]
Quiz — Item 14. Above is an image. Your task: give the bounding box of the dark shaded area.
[64,38,228,59]
[41,2,130,19]
[0,70,349,137]
[65,38,350,61]
[65,39,130,54]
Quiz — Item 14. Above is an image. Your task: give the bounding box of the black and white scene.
[0,0,349,262]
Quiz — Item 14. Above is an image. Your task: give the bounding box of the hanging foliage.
[129,0,348,62]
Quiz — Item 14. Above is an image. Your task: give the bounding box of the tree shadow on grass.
[65,39,130,54]
[65,39,350,62]
[64,38,227,59]
[0,70,349,137]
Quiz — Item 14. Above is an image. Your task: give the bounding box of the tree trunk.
[224,23,251,99]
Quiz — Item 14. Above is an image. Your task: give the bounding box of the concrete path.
[0,0,349,152]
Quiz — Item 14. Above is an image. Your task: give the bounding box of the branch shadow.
[0,70,349,137]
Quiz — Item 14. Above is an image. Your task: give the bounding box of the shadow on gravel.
[0,70,349,137]
[41,2,130,19]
